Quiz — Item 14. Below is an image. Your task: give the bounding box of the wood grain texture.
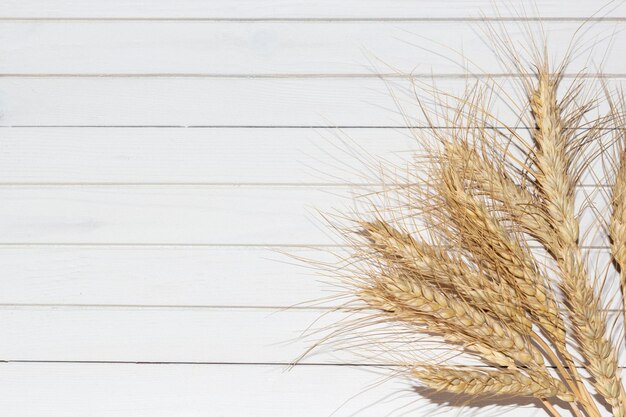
[0,78,401,126]
[0,21,622,75]
[0,0,623,19]
[0,307,347,363]
[0,186,345,245]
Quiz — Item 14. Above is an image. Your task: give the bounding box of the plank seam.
[0,304,622,312]
[0,183,613,187]
[0,73,623,79]
[0,17,625,22]
[2,125,624,129]
[0,360,612,369]
[0,243,613,249]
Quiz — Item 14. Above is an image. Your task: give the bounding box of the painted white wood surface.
[0,185,614,245]
[0,246,330,307]
[0,127,614,185]
[0,306,624,365]
[0,127,416,184]
[0,363,569,417]
[0,0,623,19]
[0,1,623,416]
[0,246,618,308]
[0,78,621,127]
[0,307,350,364]
[0,21,623,75]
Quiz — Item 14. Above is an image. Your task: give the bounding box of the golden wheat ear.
[357,267,545,369]
[359,220,531,332]
[525,60,626,417]
[412,366,573,402]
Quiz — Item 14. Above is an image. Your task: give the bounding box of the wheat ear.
[358,268,546,369]
[412,366,573,401]
[360,220,532,333]
[529,63,626,417]
[433,158,566,345]
[443,141,553,249]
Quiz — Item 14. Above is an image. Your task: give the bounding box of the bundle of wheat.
[308,22,626,417]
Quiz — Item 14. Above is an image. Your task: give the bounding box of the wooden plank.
[0,307,621,366]
[0,307,350,363]
[0,186,350,245]
[0,127,614,185]
[0,127,416,185]
[0,363,562,417]
[0,185,614,246]
[0,246,334,307]
[0,246,620,309]
[0,307,622,375]
[0,77,620,126]
[0,78,403,126]
[0,21,623,75]
[0,0,623,19]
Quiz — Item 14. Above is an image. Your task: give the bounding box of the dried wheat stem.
[441,145,591,413]
[542,399,566,417]
[412,366,573,401]
[312,27,626,417]
[530,66,625,417]
[532,332,602,417]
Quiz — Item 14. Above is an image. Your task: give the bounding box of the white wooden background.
[0,1,624,416]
